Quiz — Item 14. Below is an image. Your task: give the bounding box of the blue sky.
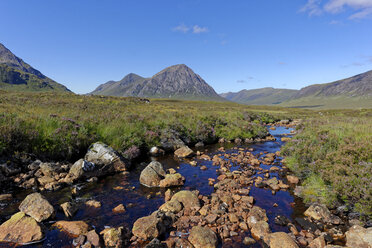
[2,0,372,94]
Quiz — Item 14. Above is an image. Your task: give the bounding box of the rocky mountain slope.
[0,43,70,92]
[91,64,224,101]
[220,87,298,105]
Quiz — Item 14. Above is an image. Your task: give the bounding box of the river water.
[0,126,307,248]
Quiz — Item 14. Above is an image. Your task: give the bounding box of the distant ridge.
[91,64,225,101]
[221,70,372,109]
[220,87,297,105]
[0,43,70,92]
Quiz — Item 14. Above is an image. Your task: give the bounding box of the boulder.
[140,161,166,187]
[251,221,270,240]
[345,225,372,248]
[171,190,200,209]
[64,159,90,183]
[159,173,185,187]
[132,214,166,240]
[265,232,298,248]
[188,226,218,248]
[53,221,89,236]
[304,203,341,224]
[174,146,194,158]
[85,142,130,172]
[18,193,54,222]
[100,227,125,248]
[0,212,43,244]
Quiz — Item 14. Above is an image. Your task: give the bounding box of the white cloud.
[172,23,190,33]
[172,24,209,34]
[192,25,208,34]
[301,0,372,19]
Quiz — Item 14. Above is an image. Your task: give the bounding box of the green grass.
[0,91,303,161]
[282,112,372,218]
[279,95,372,109]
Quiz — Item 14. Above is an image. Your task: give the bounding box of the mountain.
[0,43,70,92]
[220,87,298,105]
[280,70,372,109]
[91,64,224,101]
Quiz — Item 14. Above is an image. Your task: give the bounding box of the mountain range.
[1,42,371,109]
[220,70,372,109]
[0,43,70,92]
[90,64,224,101]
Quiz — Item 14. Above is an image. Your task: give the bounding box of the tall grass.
[282,114,372,218]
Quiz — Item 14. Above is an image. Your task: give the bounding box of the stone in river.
[0,212,43,244]
[100,227,126,248]
[53,221,89,236]
[345,225,372,248]
[18,192,55,222]
[265,232,299,248]
[159,173,185,187]
[174,146,194,158]
[140,161,166,187]
[171,190,200,209]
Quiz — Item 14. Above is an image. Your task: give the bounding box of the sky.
[1,0,372,94]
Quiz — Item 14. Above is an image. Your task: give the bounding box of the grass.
[282,111,372,218]
[0,91,303,162]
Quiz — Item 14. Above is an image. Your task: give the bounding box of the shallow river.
[0,126,307,248]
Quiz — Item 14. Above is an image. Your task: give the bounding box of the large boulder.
[174,146,194,158]
[159,173,185,187]
[188,226,218,248]
[85,142,130,172]
[265,232,298,248]
[345,225,372,248]
[0,212,43,244]
[53,221,89,236]
[132,213,166,240]
[140,161,166,187]
[171,190,200,209]
[18,193,55,222]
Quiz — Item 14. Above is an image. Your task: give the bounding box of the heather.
[282,112,372,218]
[0,91,293,161]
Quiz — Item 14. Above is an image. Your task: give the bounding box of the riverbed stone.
[247,206,268,228]
[86,229,101,247]
[60,202,78,218]
[171,190,200,209]
[53,221,89,236]
[100,227,125,248]
[64,159,88,183]
[19,193,54,222]
[0,212,43,244]
[251,221,270,240]
[113,204,126,213]
[132,214,165,240]
[86,200,101,208]
[174,146,194,158]
[0,194,12,201]
[140,161,166,187]
[159,173,185,187]
[308,236,326,248]
[265,232,298,248]
[345,225,372,248]
[188,226,218,248]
